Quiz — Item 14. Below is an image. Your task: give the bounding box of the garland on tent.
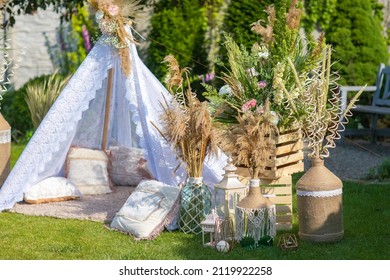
[88,0,144,76]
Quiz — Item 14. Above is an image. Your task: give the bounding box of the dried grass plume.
[152,55,219,178]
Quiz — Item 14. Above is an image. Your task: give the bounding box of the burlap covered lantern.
[0,113,11,187]
[296,158,343,243]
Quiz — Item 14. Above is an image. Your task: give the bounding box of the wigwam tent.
[0,3,226,211]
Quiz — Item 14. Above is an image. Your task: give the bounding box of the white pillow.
[24,177,82,204]
[110,180,180,240]
[66,147,112,195]
[118,191,163,221]
[108,146,153,186]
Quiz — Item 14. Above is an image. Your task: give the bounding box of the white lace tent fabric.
[0,30,227,211]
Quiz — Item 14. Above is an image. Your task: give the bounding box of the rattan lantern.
[0,113,11,187]
[235,179,276,247]
[214,157,247,217]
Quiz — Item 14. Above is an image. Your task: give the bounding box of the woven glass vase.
[179,177,212,234]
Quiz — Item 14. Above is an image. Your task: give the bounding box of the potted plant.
[153,55,219,234]
[296,44,365,243]
[204,0,324,179]
[218,99,278,247]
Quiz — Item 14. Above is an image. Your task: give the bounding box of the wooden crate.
[235,128,304,181]
[260,175,293,230]
[263,128,304,180]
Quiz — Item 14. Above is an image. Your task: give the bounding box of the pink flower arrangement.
[107,5,119,16]
[241,99,257,112]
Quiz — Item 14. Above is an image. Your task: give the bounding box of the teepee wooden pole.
[102,67,114,150]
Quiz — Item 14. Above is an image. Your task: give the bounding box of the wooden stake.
[102,68,114,150]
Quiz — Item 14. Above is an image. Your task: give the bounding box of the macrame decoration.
[235,179,276,247]
[88,0,143,76]
[179,177,212,234]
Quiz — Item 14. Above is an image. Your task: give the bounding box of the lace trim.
[0,130,11,144]
[297,188,342,197]
[0,28,227,212]
[0,39,113,211]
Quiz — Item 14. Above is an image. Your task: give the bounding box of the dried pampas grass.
[153,55,219,178]
[220,99,278,179]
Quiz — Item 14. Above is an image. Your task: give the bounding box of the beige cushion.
[24,176,82,204]
[108,146,152,186]
[110,180,180,240]
[66,147,112,195]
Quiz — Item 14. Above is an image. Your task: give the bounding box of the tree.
[1,0,150,27]
[1,0,84,26]
[321,0,388,85]
[302,0,337,35]
[146,0,209,80]
[216,0,274,76]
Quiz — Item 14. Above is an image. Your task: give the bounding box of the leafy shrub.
[1,73,68,143]
[146,0,209,80]
[25,72,70,129]
[365,158,390,181]
[324,0,388,86]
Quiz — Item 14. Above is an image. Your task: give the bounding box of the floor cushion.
[66,147,112,195]
[110,180,180,240]
[108,145,153,186]
[24,176,82,204]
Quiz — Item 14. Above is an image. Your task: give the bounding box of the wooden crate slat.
[276,223,293,230]
[275,215,293,224]
[275,205,292,214]
[270,151,304,167]
[262,161,304,180]
[273,131,302,144]
[274,140,303,155]
[264,195,292,205]
[261,185,292,195]
[260,176,292,185]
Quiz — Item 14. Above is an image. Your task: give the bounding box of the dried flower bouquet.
[153,55,219,178]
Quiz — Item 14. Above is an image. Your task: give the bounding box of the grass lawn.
[1,145,389,260]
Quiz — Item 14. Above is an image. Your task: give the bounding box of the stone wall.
[9,10,60,89]
[378,0,390,31]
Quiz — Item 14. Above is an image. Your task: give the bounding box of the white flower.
[258,51,269,59]
[247,67,259,76]
[219,85,232,96]
[95,10,104,21]
[268,111,280,125]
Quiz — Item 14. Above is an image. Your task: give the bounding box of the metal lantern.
[214,156,247,221]
[200,209,219,247]
[235,179,276,247]
[0,113,11,187]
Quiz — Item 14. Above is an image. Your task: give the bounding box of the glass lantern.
[214,157,247,238]
[200,209,219,247]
